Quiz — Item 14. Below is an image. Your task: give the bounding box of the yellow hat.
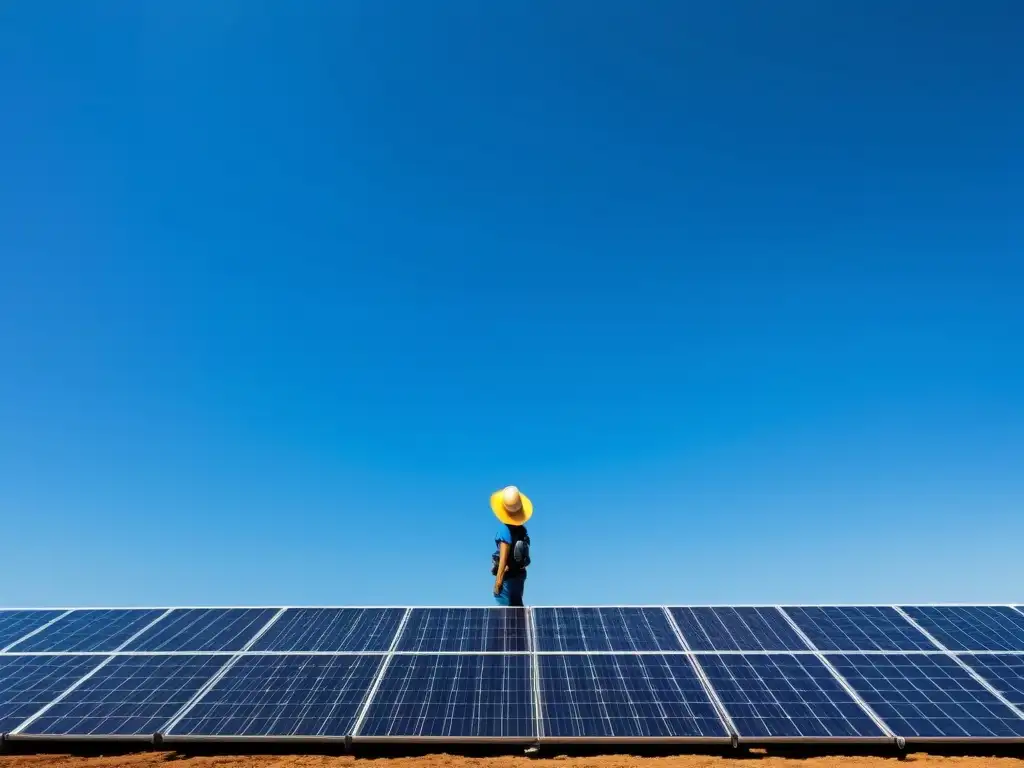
[490,485,533,526]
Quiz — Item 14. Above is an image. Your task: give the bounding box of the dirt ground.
[3,753,1024,768]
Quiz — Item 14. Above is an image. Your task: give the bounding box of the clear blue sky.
[1,1,1021,608]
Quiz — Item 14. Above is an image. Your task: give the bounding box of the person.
[490,485,532,606]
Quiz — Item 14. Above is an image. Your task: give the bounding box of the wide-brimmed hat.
[490,485,533,526]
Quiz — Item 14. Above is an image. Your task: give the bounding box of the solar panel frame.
[10,654,234,741]
[120,609,280,653]
[252,608,406,653]
[354,653,537,743]
[0,611,72,652]
[900,606,1024,652]
[960,654,1024,710]
[668,607,811,652]
[826,652,1024,742]
[531,607,684,652]
[694,652,892,743]
[782,606,938,652]
[395,608,530,654]
[6,609,172,653]
[0,654,109,736]
[536,653,732,744]
[162,653,386,743]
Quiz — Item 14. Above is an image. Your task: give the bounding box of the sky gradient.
[1,1,1022,607]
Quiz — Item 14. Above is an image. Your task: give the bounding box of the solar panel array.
[2,605,1024,746]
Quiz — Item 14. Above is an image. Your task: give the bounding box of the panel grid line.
[899,606,1024,720]
[776,606,897,740]
[161,654,247,735]
[894,606,953,651]
[15,653,237,738]
[948,658,1024,722]
[781,606,940,652]
[663,606,737,740]
[696,653,889,740]
[527,607,543,740]
[824,653,1024,739]
[350,608,412,737]
[899,606,1024,652]
[10,649,1024,659]
[9,655,117,735]
[114,609,175,652]
[240,608,288,652]
[0,611,75,653]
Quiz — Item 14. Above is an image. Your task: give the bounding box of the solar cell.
[901,606,1024,652]
[537,654,729,740]
[8,609,167,653]
[166,654,383,739]
[357,654,534,740]
[253,608,405,652]
[18,655,231,737]
[669,607,809,651]
[122,609,278,652]
[0,611,66,651]
[532,608,682,652]
[396,608,528,653]
[960,654,1024,709]
[0,655,105,733]
[783,607,935,652]
[697,653,886,740]
[828,653,1024,740]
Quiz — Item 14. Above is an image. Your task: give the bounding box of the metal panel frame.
[526,607,543,742]
[6,653,239,743]
[354,637,537,743]
[7,656,118,739]
[662,606,737,743]
[0,610,75,653]
[533,649,734,746]
[778,605,943,652]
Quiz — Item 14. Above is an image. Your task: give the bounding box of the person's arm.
[493,541,510,596]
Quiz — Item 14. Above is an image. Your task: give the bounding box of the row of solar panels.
[2,605,1024,746]
[5,647,1024,744]
[5,604,1024,654]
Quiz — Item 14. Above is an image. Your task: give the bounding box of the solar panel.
[532,608,682,652]
[901,606,1024,652]
[697,653,886,739]
[0,611,66,650]
[827,653,1024,740]
[537,653,728,740]
[783,606,936,652]
[960,654,1024,708]
[122,609,278,652]
[396,608,528,653]
[0,655,105,733]
[17,655,231,737]
[253,608,405,652]
[7,609,166,653]
[357,654,534,740]
[669,607,809,651]
[166,654,383,739]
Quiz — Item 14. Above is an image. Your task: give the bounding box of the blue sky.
[1,1,1021,608]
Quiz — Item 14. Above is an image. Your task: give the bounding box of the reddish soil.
[3,753,1024,768]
